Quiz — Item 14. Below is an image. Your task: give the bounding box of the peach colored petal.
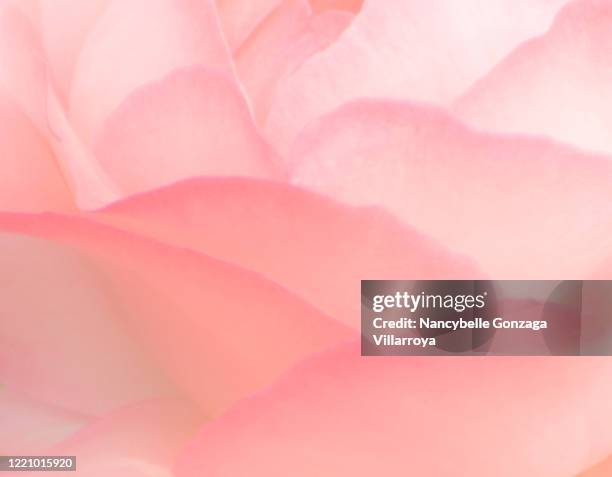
[0,231,177,415]
[265,0,571,154]
[45,399,201,477]
[39,0,110,99]
[69,0,234,146]
[215,0,283,51]
[290,101,612,278]
[309,0,363,13]
[581,455,612,477]
[455,0,612,156]
[236,1,353,124]
[0,90,73,212]
[0,213,352,414]
[94,68,284,197]
[0,387,87,454]
[176,344,612,476]
[93,178,481,328]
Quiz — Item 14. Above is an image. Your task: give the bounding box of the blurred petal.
[0,231,177,415]
[0,213,352,414]
[309,0,363,13]
[46,399,201,477]
[290,101,612,278]
[39,0,111,99]
[0,3,121,209]
[265,0,570,154]
[93,178,481,328]
[94,68,284,197]
[0,387,87,454]
[176,345,612,476]
[216,0,282,51]
[0,89,73,212]
[581,455,612,477]
[236,0,353,123]
[69,0,234,146]
[455,0,612,155]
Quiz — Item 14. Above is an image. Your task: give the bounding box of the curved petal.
[455,0,612,155]
[290,101,612,278]
[94,68,285,197]
[0,89,73,212]
[69,0,234,146]
[309,0,363,13]
[581,455,612,477]
[39,0,111,99]
[93,178,481,328]
[0,387,87,454]
[176,344,612,476]
[265,0,571,154]
[236,1,353,124]
[0,213,352,414]
[0,230,177,415]
[216,0,283,51]
[46,399,201,477]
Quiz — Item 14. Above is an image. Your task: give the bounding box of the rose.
[1,0,611,475]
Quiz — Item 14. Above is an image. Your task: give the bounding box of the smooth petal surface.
[93,178,481,328]
[216,0,282,51]
[39,0,110,99]
[308,0,363,13]
[265,0,571,154]
[69,0,234,146]
[176,345,612,476]
[0,387,87,454]
[44,399,201,477]
[94,68,284,196]
[455,0,612,155]
[0,213,352,414]
[0,231,177,415]
[290,101,612,278]
[581,455,612,477]
[236,1,352,124]
[0,90,73,212]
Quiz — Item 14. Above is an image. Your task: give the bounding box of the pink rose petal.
[290,101,612,278]
[0,90,73,212]
[265,0,571,154]
[69,0,234,146]
[39,0,111,100]
[94,68,285,197]
[0,230,177,415]
[0,387,87,454]
[93,178,481,328]
[309,0,363,13]
[216,0,283,51]
[46,399,201,477]
[0,213,352,414]
[236,1,353,124]
[455,0,612,155]
[176,344,612,476]
[581,455,612,477]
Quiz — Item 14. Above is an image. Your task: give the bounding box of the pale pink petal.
[39,0,111,99]
[216,0,283,51]
[176,345,612,476]
[94,68,284,197]
[236,1,353,124]
[265,0,571,154]
[290,101,612,278]
[45,399,201,477]
[0,3,122,209]
[0,387,87,454]
[455,0,612,155]
[0,230,177,415]
[309,0,363,13]
[69,0,234,146]
[0,90,73,212]
[93,178,480,328]
[0,213,352,414]
[581,455,612,477]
